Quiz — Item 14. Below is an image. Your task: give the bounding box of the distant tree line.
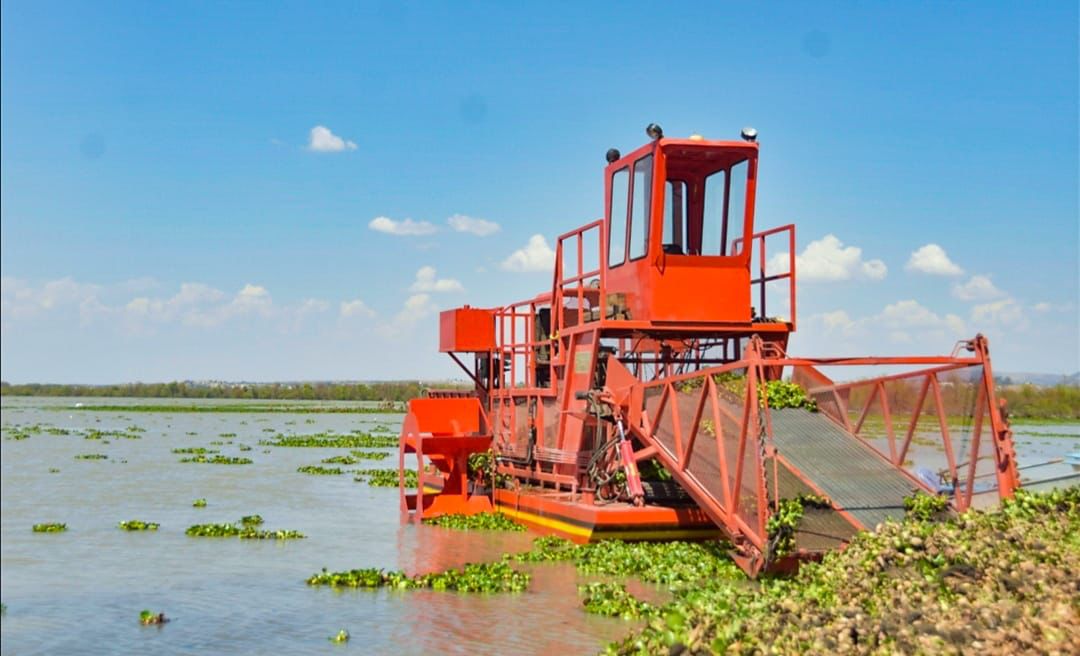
[0,380,469,403]
[999,384,1080,420]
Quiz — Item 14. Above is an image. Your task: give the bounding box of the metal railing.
[735,224,797,327]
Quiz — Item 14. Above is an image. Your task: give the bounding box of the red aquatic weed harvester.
[398,124,1020,575]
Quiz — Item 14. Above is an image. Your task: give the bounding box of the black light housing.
[605,148,621,163]
[645,123,663,140]
[741,126,758,142]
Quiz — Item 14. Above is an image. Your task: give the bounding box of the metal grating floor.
[770,409,920,530]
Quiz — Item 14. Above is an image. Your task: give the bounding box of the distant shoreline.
[2,380,1076,423]
[0,381,468,403]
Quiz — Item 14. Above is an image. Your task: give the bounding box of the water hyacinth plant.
[32,523,67,533]
[118,520,160,531]
[192,498,207,507]
[349,449,392,461]
[903,491,951,521]
[423,512,525,532]
[354,468,416,487]
[179,455,253,465]
[259,431,397,449]
[307,561,530,593]
[186,516,304,540]
[579,582,657,619]
[605,487,1080,655]
[74,453,108,460]
[330,629,350,643]
[171,447,219,454]
[139,610,168,625]
[297,465,344,476]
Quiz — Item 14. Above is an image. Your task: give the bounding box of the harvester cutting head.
[401,125,1020,576]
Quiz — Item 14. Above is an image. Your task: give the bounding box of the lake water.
[2,398,1077,655]
[0,397,634,655]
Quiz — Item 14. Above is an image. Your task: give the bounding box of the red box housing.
[439,307,495,353]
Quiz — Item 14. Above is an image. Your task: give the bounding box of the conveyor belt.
[769,409,922,530]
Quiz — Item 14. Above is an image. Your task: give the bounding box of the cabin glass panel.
[662,180,688,254]
[628,155,653,261]
[608,167,630,267]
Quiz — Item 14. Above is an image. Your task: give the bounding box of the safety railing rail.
[552,219,605,335]
[735,224,796,328]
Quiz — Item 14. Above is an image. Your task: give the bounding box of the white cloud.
[819,309,857,336]
[972,298,1027,330]
[307,125,357,152]
[447,214,500,237]
[905,244,963,276]
[500,234,556,273]
[377,293,438,337]
[1032,302,1052,313]
[951,275,1006,301]
[340,298,375,318]
[812,299,967,344]
[767,234,886,282]
[409,266,464,293]
[368,216,439,237]
[1,276,102,321]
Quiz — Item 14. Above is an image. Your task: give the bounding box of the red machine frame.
[400,128,1020,575]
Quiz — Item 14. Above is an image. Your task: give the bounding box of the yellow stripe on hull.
[495,502,724,542]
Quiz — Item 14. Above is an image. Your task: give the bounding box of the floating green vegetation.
[185,517,304,540]
[580,582,656,620]
[297,465,345,476]
[179,455,253,465]
[139,610,168,625]
[118,520,159,531]
[259,431,398,448]
[126,425,146,433]
[74,453,108,460]
[48,467,60,473]
[307,561,530,593]
[32,523,67,533]
[219,432,237,438]
[513,538,741,587]
[423,512,525,532]
[330,629,350,643]
[349,449,391,460]
[238,444,252,451]
[192,498,207,507]
[171,447,219,454]
[606,487,1080,655]
[903,491,951,521]
[83,428,142,440]
[321,454,360,465]
[355,468,415,487]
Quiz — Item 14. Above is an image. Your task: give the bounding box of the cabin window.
[701,169,727,255]
[628,155,652,260]
[726,159,748,256]
[700,158,750,256]
[662,180,688,255]
[608,167,630,267]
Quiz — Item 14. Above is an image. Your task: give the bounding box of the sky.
[1,1,1077,383]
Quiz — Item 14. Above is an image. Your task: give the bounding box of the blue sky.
[2,1,1077,383]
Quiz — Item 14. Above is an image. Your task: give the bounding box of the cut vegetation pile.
[607,487,1080,655]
